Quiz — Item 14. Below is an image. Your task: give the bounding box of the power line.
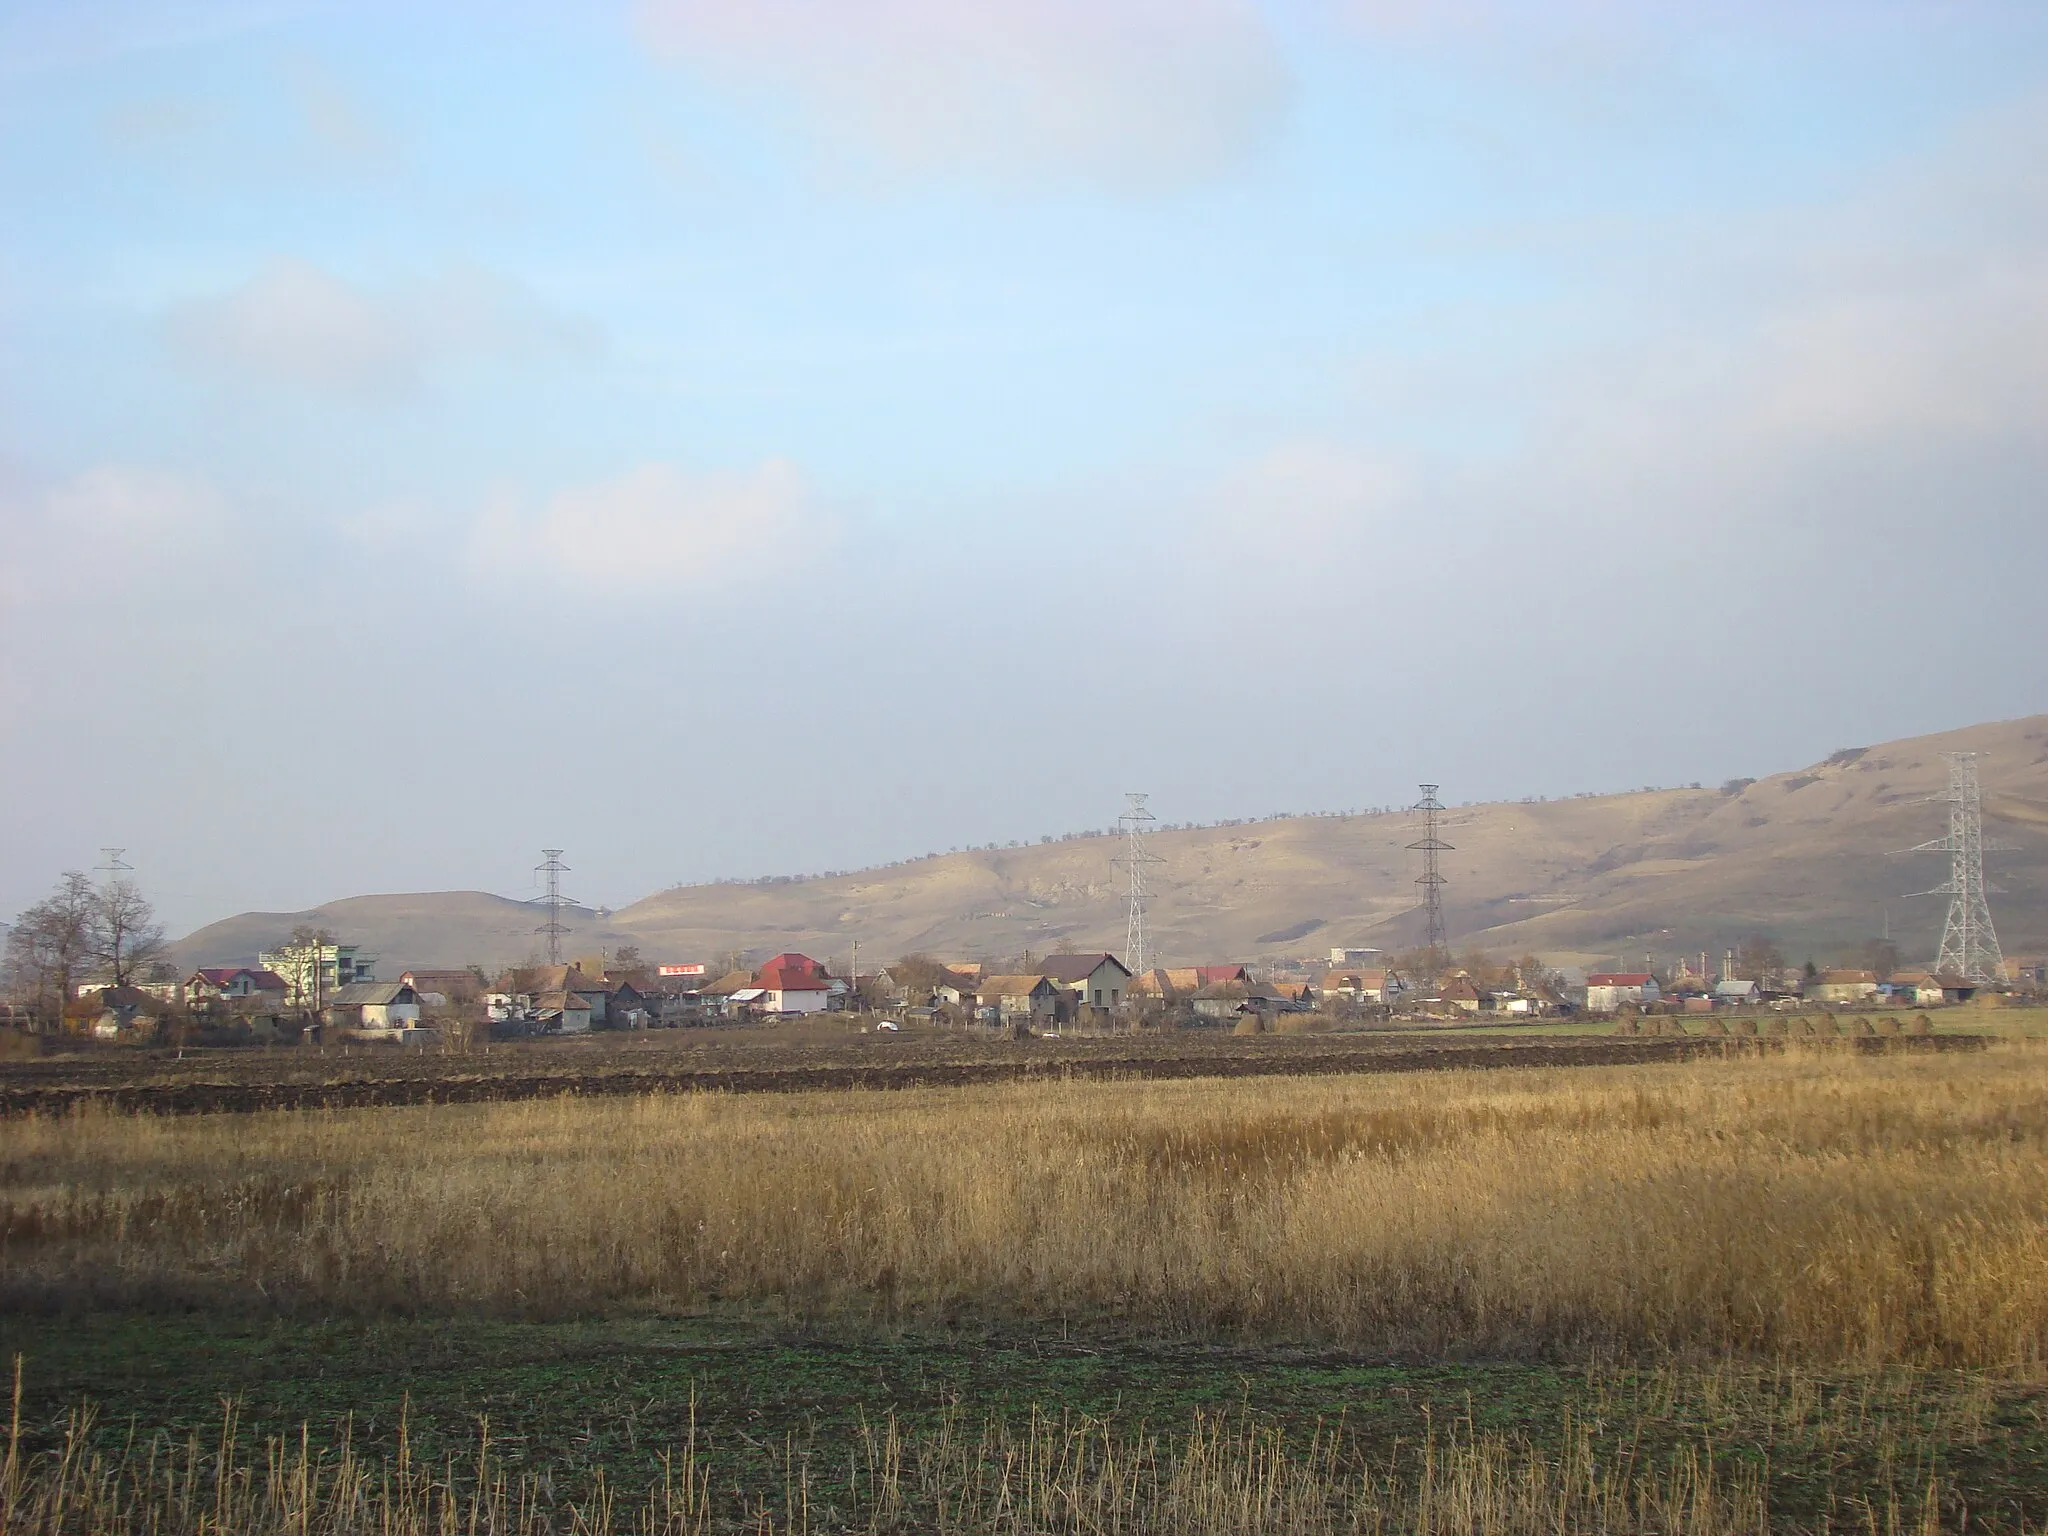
[1903,753,2011,983]
[1407,785,1452,966]
[534,849,575,967]
[1115,793,1163,981]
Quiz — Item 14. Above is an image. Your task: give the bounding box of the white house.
[325,982,422,1031]
[1585,973,1661,1011]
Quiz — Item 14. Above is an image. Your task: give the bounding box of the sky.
[3,0,2047,936]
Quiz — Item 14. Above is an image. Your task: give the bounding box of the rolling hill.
[173,714,2048,977]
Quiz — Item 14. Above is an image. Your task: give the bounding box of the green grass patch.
[5,1314,2044,1532]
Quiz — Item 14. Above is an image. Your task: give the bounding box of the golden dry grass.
[5,1046,2048,1365]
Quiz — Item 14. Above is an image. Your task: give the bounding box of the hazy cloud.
[167,259,598,397]
[467,461,824,592]
[291,58,400,171]
[1,467,227,614]
[634,0,1291,185]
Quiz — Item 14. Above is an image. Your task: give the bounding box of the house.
[1320,967,1393,1004]
[1328,947,1380,967]
[1712,978,1760,1007]
[1038,953,1132,1011]
[323,982,422,1032]
[186,967,290,1009]
[755,953,836,1014]
[1440,975,1483,1014]
[1190,981,1253,1021]
[89,984,164,1039]
[977,974,1064,1025]
[607,980,651,1028]
[1805,969,1880,1005]
[399,969,478,1007]
[531,990,594,1034]
[1884,968,1945,1006]
[529,965,612,1024]
[258,941,375,1006]
[1584,973,1661,1011]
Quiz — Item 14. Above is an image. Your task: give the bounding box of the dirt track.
[0,1032,1984,1118]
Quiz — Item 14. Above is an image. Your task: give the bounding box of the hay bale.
[1705,1018,1730,1036]
[1816,1014,1840,1038]
[1765,1017,1790,1038]
[1795,1017,1818,1037]
[1274,1012,1321,1035]
[1877,1015,1901,1037]
[1733,1018,1758,1037]
[1232,1014,1264,1036]
[1852,1016,1876,1037]
[1613,1018,1639,1036]
[1910,1014,1934,1036]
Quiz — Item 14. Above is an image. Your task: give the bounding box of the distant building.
[1440,975,1483,1014]
[755,953,836,1014]
[1328,947,1380,967]
[1712,978,1760,1007]
[1585,973,1660,1011]
[1885,968,1944,1006]
[187,967,290,1009]
[399,969,479,1006]
[259,940,375,1007]
[978,974,1064,1025]
[323,982,421,1032]
[1037,953,1132,1011]
[1320,967,1393,1004]
[1805,969,1879,1005]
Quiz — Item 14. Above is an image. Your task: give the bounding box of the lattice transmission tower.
[1407,785,1453,968]
[1116,793,1164,979]
[534,848,575,966]
[1905,753,2010,983]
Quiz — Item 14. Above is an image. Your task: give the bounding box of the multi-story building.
[257,941,376,1007]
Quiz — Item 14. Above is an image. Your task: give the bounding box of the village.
[40,930,2043,1049]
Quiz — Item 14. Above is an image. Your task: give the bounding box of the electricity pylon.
[1905,753,2010,983]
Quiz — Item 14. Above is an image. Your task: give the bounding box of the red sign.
[658,964,706,977]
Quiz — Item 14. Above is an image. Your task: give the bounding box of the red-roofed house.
[1585,973,1661,1011]
[755,953,837,1014]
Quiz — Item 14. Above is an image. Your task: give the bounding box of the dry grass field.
[7,1043,2047,1366]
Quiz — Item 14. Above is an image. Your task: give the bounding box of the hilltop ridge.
[173,714,2048,975]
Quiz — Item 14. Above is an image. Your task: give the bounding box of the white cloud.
[467,460,825,592]
[167,259,597,398]
[635,0,1291,186]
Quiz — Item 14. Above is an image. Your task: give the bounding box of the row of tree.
[3,872,167,1027]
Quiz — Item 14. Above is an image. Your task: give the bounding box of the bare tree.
[3,872,97,1028]
[92,878,166,988]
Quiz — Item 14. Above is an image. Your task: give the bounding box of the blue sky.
[4,0,2047,934]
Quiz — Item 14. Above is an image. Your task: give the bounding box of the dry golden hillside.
[176,714,2048,973]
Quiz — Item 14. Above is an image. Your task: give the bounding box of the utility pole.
[1902,753,2011,983]
[1115,793,1163,981]
[535,849,574,967]
[1407,785,1452,975]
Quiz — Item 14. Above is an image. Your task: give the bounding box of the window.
[1093,989,1102,1005]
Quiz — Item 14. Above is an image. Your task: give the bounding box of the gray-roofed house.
[323,982,422,1032]
[1037,953,1132,1012]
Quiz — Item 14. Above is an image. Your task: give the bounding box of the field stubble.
[6,1045,2047,1367]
